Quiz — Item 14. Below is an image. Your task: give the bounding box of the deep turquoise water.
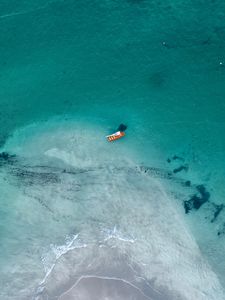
[0,0,225,299]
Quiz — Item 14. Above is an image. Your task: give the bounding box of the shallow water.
[0,0,225,299]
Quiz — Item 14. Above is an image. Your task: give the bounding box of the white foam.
[35,234,87,298]
[102,226,135,243]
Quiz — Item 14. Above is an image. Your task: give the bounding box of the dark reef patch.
[184,180,191,187]
[12,168,60,186]
[167,155,185,163]
[0,152,16,160]
[184,185,210,214]
[173,165,188,174]
[211,204,224,223]
[0,152,10,160]
[217,223,225,236]
[139,166,173,180]
[0,152,16,165]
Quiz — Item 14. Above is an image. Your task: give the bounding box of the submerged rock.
[173,165,188,174]
[184,184,210,214]
[184,180,191,187]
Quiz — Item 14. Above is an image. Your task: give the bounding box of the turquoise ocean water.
[0,0,225,299]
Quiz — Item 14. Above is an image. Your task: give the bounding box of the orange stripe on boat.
[106,131,125,142]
